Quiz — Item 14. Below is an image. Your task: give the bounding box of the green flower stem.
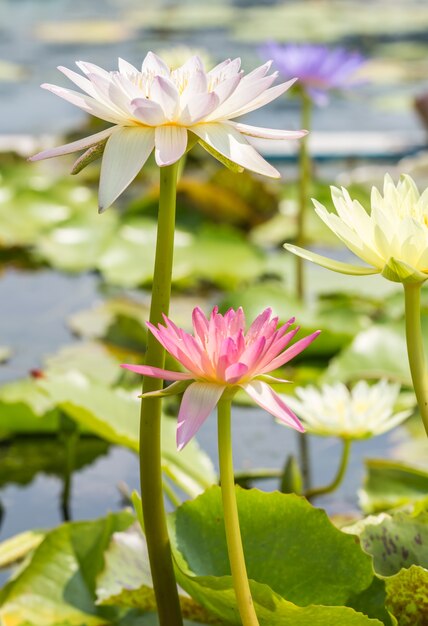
[296,90,312,301]
[404,282,428,437]
[305,438,351,500]
[139,160,183,626]
[218,396,260,626]
[297,431,312,492]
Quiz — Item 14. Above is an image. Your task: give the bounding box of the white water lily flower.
[30,52,305,211]
[285,379,413,439]
[284,174,428,284]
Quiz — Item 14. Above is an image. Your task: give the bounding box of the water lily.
[261,42,366,106]
[122,306,320,450]
[30,52,306,211]
[286,379,412,440]
[285,174,428,284]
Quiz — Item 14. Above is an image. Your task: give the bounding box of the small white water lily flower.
[155,45,213,72]
[30,52,306,212]
[285,379,413,439]
[284,174,428,284]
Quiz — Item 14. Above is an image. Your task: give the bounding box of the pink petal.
[98,126,155,211]
[120,364,192,380]
[151,76,179,120]
[229,121,307,140]
[192,122,280,178]
[242,381,304,431]
[177,382,225,450]
[192,307,209,343]
[29,127,114,162]
[131,98,165,126]
[154,126,188,166]
[225,362,248,384]
[260,330,321,373]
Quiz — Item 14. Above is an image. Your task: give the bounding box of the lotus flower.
[260,43,366,106]
[29,52,306,211]
[286,380,412,440]
[122,306,320,450]
[285,175,428,284]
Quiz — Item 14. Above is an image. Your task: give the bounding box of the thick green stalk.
[139,160,183,626]
[404,283,428,436]
[218,397,259,626]
[305,438,351,500]
[296,91,312,301]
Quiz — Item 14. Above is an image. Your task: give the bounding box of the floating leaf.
[385,565,428,626]
[0,531,45,570]
[359,459,428,514]
[0,512,135,626]
[166,487,383,625]
[39,373,216,497]
[358,509,428,576]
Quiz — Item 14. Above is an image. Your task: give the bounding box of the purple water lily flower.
[260,43,366,106]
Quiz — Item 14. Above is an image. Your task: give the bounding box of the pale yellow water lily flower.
[284,174,428,284]
[285,379,412,440]
[30,52,305,212]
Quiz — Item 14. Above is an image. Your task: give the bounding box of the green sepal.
[381,257,428,285]
[197,138,245,173]
[71,139,108,175]
[185,131,200,154]
[139,379,192,399]
[284,243,380,276]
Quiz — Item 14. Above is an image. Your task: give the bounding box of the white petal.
[154,126,188,166]
[29,127,114,162]
[180,92,219,125]
[76,61,110,79]
[229,121,307,140]
[131,98,165,126]
[213,73,242,105]
[193,122,280,178]
[141,51,170,76]
[118,57,139,75]
[242,381,304,431]
[57,65,97,97]
[177,382,225,450]
[41,83,124,124]
[227,79,297,119]
[150,76,180,120]
[209,73,278,119]
[98,126,154,211]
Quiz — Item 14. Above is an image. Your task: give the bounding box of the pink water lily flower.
[30,52,306,212]
[122,307,320,450]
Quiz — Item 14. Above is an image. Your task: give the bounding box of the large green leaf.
[0,512,135,626]
[385,565,428,626]
[359,460,428,514]
[95,513,382,626]
[357,509,428,576]
[0,379,59,439]
[166,487,383,624]
[39,373,216,497]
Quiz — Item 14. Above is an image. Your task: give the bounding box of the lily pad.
[385,565,428,626]
[359,459,428,514]
[357,509,428,576]
[0,378,59,439]
[0,531,45,570]
[0,512,135,626]
[39,372,216,497]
